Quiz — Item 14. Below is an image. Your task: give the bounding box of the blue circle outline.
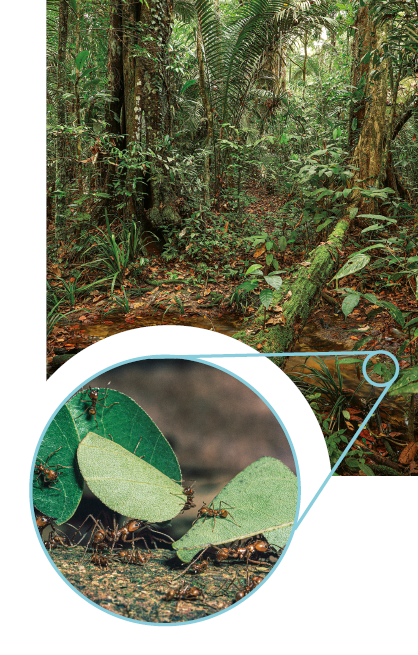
[362,350,399,387]
[30,354,301,627]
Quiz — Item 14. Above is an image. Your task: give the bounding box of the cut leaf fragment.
[77,432,186,522]
[67,389,181,483]
[173,457,298,562]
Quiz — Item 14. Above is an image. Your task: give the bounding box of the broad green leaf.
[245,264,263,275]
[173,457,297,562]
[33,404,83,524]
[260,288,273,309]
[278,236,287,252]
[264,275,283,292]
[75,51,90,71]
[341,292,361,317]
[342,410,351,420]
[358,462,375,476]
[67,389,181,483]
[332,254,370,281]
[389,365,418,396]
[77,433,186,521]
[238,279,259,292]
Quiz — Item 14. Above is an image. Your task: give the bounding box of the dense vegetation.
[47,0,418,474]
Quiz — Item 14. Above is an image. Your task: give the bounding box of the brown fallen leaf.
[266,316,286,326]
[399,441,418,466]
[254,244,266,258]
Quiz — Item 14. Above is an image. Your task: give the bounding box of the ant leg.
[171,545,212,581]
[226,512,241,528]
[75,406,90,420]
[44,446,64,466]
[133,438,142,456]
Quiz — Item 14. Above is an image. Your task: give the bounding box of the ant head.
[36,516,51,528]
[127,520,144,532]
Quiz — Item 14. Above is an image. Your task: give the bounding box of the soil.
[48,545,277,623]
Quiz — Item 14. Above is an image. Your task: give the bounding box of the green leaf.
[264,275,283,292]
[342,410,351,420]
[388,365,418,396]
[341,292,361,317]
[260,288,273,309]
[332,254,370,281]
[278,236,287,252]
[33,404,83,524]
[316,218,333,232]
[358,462,375,476]
[245,264,263,275]
[77,433,186,521]
[361,224,384,234]
[173,457,297,562]
[238,279,259,292]
[67,389,181,482]
[405,317,418,329]
[75,51,90,71]
[362,294,405,328]
[180,79,197,93]
[337,358,363,364]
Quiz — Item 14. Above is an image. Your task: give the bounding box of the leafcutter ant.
[234,575,264,601]
[77,514,173,558]
[76,387,119,427]
[215,538,275,564]
[194,500,241,531]
[181,482,196,512]
[164,581,202,602]
[34,447,71,490]
[91,552,110,569]
[116,549,151,566]
[187,559,209,575]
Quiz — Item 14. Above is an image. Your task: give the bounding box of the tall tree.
[122,0,181,230]
[55,0,69,245]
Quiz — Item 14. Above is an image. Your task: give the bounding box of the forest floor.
[47,184,418,474]
[48,545,276,623]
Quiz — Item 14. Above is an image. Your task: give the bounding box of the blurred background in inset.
[57,359,296,542]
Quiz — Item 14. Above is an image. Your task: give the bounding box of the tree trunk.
[55,0,69,245]
[122,0,180,231]
[107,0,125,144]
[236,5,390,358]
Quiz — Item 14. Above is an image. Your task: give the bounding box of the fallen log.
[234,216,350,364]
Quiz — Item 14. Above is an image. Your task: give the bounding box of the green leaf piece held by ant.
[33,404,84,524]
[173,456,297,562]
[67,388,181,483]
[77,432,186,522]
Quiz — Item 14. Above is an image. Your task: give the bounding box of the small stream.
[51,311,408,434]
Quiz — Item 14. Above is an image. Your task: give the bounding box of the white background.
[2,3,416,653]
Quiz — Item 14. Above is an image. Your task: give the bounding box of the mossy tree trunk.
[122,0,180,232]
[237,4,391,358]
[54,0,69,245]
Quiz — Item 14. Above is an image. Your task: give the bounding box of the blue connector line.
[190,349,399,530]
